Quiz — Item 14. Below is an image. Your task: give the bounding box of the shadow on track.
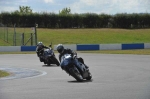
[42,64,60,67]
[68,79,93,83]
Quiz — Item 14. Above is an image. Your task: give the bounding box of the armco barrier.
[0,43,150,52]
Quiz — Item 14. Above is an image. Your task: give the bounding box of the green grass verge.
[80,49,150,55]
[0,70,10,78]
[0,28,150,46]
[0,49,150,55]
[37,28,150,45]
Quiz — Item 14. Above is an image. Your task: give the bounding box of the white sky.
[0,0,149,14]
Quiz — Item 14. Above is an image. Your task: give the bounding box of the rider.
[56,44,89,69]
[36,42,49,62]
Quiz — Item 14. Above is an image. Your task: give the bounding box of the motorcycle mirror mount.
[49,42,52,47]
[49,44,53,50]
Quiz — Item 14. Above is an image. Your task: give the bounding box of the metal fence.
[0,23,37,46]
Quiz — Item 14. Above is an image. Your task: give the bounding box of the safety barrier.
[54,43,150,51]
[21,46,36,51]
[0,43,150,52]
[0,46,36,52]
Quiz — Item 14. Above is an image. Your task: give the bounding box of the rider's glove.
[73,55,77,59]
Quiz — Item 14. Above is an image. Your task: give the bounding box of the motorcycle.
[37,45,60,66]
[60,54,92,82]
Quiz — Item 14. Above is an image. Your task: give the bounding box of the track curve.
[0,67,47,80]
[0,53,150,99]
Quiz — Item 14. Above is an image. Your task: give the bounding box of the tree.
[59,7,71,15]
[18,6,32,14]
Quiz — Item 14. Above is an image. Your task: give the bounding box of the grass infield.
[0,70,10,78]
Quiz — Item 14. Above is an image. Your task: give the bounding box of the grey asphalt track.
[0,53,150,99]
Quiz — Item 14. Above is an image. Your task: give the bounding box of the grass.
[0,28,150,46]
[81,49,150,55]
[37,28,150,45]
[0,70,10,78]
[0,49,150,55]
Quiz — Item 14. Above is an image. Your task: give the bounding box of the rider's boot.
[39,56,44,62]
[84,64,89,69]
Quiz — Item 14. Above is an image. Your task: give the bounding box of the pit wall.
[0,43,150,52]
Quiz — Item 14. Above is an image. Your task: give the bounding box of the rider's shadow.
[42,64,59,67]
[68,79,93,83]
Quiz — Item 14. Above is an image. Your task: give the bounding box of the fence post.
[31,33,33,46]
[4,26,5,41]
[21,33,24,45]
[13,24,16,46]
[35,23,37,45]
[6,26,8,42]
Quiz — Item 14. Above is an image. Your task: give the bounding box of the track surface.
[0,53,150,99]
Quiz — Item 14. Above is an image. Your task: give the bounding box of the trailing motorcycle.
[60,54,92,82]
[36,45,60,66]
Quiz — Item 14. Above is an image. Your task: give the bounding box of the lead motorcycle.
[60,54,92,82]
[37,45,60,66]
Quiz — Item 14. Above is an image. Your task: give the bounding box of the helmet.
[37,42,44,51]
[57,44,64,53]
[37,42,43,46]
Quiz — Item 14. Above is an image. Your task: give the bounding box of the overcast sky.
[0,0,150,15]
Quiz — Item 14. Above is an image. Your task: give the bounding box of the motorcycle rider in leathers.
[56,44,89,70]
[36,42,49,62]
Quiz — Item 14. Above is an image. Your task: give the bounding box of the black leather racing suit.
[58,48,76,62]
[36,45,48,62]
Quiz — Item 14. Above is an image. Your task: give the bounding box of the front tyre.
[53,56,60,66]
[86,71,92,80]
[70,67,83,82]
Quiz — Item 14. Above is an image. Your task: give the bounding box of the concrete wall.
[0,43,150,52]
[100,44,121,50]
[0,46,36,52]
[54,43,150,51]
[0,46,20,52]
[53,44,77,51]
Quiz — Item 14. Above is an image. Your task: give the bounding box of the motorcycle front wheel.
[86,71,92,80]
[52,56,60,66]
[70,67,83,82]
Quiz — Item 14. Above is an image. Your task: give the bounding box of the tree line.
[0,6,150,29]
